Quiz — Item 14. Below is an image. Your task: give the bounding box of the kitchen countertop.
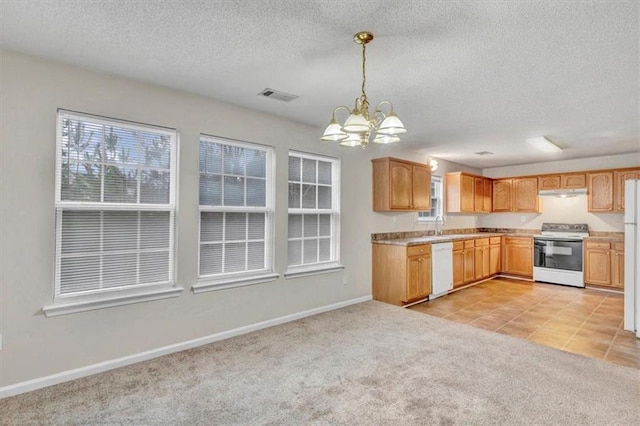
[372,232,514,246]
[584,236,625,242]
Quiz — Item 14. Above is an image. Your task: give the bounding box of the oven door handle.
[534,238,583,244]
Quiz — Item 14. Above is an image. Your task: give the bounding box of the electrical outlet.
[520,215,527,223]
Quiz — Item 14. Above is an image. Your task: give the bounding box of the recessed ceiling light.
[527,136,562,153]
[474,151,494,156]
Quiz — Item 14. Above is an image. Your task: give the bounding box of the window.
[195,136,276,291]
[46,110,180,316]
[287,151,341,275]
[418,175,444,221]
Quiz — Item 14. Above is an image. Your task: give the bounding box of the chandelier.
[321,31,406,148]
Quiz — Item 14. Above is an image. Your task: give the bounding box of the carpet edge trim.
[0,295,372,399]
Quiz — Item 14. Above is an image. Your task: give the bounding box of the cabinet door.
[406,255,431,302]
[389,161,413,209]
[504,244,532,276]
[538,175,561,190]
[492,179,512,212]
[561,173,586,189]
[452,249,464,288]
[461,174,475,212]
[489,244,501,275]
[613,169,640,211]
[412,165,431,210]
[612,249,624,289]
[474,177,484,212]
[514,177,539,212]
[463,249,475,283]
[474,247,490,279]
[483,178,492,212]
[584,249,612,286]
[588,172,614,212]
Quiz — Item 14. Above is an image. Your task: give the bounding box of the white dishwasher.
[431,242,453,299]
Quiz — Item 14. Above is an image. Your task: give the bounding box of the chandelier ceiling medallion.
[321,31,407,148]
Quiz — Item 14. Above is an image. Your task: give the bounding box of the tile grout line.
[560,296,609,351]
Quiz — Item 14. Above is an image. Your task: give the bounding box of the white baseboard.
[0,295,372,399]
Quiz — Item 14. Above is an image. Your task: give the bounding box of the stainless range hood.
[538,188,588,198]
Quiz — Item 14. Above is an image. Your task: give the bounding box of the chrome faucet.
[434,215,444,235]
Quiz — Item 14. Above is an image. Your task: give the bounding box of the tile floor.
[409,278,639,369]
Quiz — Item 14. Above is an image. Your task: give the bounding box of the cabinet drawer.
[463,240,475,249]
[504,236,532,246]
[407,244,431,256]
[452,241,464,251]
[586,241,610,250]
[614,242,624,251]
[489,237,501,245]
[475,238,489,246]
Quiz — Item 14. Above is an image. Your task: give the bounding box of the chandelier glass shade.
[321,31,406,148]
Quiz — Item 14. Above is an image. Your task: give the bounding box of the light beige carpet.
[1,301,639,425]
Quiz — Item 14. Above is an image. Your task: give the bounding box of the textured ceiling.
[1,0,638,168]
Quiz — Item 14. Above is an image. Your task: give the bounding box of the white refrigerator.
[623,179,640,337]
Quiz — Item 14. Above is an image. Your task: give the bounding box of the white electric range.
[533,223,589,287]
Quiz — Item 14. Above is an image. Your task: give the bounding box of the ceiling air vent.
[475,151,494,156]
[258,88,299,102]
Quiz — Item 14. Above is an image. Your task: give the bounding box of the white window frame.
[44,110,182,317]
[418,175,444,222]
[285,151,343,278]
[193,135,277,293]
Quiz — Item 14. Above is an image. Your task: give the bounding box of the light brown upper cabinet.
[372,157,431,212]
[614,168,640,211]
[513,177,541,212]
[492,179,513,212]
[539,173,586,190]
[446,172,492,213]
[587,171,614,212]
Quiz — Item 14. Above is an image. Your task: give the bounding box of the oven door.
[533,238,583,271]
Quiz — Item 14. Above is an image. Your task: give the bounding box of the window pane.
[200,243,222,275]
[318,161,332,185]
[201,142,223,174]
[288,214,302,239]
[103,166,137,203]
[288,156,301,182]
[62,119,102,162]
[140,212,170,249]
[288,240,301,266]
[140,251,170,283]
[199,174,222,206]
[141,132,171,169]
[223,176,245,206]
[103,126,137,166]
[248,241,265,270]
[246,150,266,178]
[225,213,247,241]
[103,211,138,252]
[61,162,102,201]
[288,183,301,208]
[60,256,100,294]
[319,214,331,237]
[302,184,316,208]
[302,159,316,183]
[318,186,331,209]
[303,239,318,264]
[246,178,266,207]
[319,238,331,262]
[103,253,137,288]
[200,212,224,242]
[224,242,246,273]
[248,213,265,240]
[140,170,170,204]
[61,211,100,254]
[223,146,245,175]
[303,214,318,237]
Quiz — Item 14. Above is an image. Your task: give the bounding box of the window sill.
[192,273,280,294]
[42,285,184,317]
[284,263,345,279]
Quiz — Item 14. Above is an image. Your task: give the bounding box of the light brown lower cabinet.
[372,243,432,306]
[502,236,533,277]
[474,239,490,280]
[584,240,624,289]
[452,240,475,288]
[489,237,501,275]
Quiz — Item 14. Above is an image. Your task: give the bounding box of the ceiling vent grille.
[475,151,494,156]
[258,88,299,102]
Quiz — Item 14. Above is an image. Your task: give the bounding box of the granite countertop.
[373,232,512,246]
[585,235,625,242]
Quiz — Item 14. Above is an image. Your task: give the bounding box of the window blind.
[198,137,273,279]
[55,111,176,298]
